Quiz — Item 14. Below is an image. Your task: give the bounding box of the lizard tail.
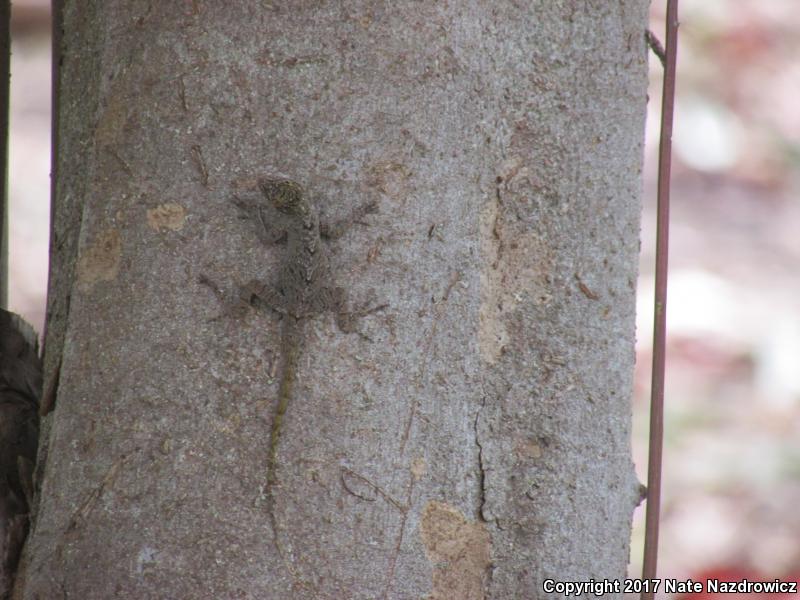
[265,319,305,585]
[267,321,299,494]
[266,319,301,540]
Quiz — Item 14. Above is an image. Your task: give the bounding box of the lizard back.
[257,178,335,318]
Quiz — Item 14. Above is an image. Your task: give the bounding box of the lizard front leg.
[231,194,287,247]
[319,200,379,241]
[239,279,291,316]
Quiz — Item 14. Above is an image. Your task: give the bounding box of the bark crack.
[474,394,488,523]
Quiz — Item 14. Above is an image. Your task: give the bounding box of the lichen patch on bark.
[420,501,491,600]
[411,457,427,481]
[77,228,122,286]
[479,179,549,364]
[146,203,187,231]
[365,159,412,200]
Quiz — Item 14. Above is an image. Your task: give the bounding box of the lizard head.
[258,178,304,214]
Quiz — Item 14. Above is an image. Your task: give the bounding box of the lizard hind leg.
[333,288,388,338]
[198,274,249,320]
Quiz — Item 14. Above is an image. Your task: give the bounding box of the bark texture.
[20,2,647,598]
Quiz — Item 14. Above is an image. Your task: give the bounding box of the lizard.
[240,177,340,543]
[203,177,384,566]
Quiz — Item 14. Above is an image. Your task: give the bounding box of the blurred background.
[5,1,799,595]
[632,1,800,595]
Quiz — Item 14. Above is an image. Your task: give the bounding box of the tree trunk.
[18,2,648,598]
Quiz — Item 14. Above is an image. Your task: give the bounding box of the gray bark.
[19,2,647,599]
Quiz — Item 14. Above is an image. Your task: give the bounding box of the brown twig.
[645,29,666,67]
[641,2,679,598]
[1,0,10,306]
[190,144,209,187]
